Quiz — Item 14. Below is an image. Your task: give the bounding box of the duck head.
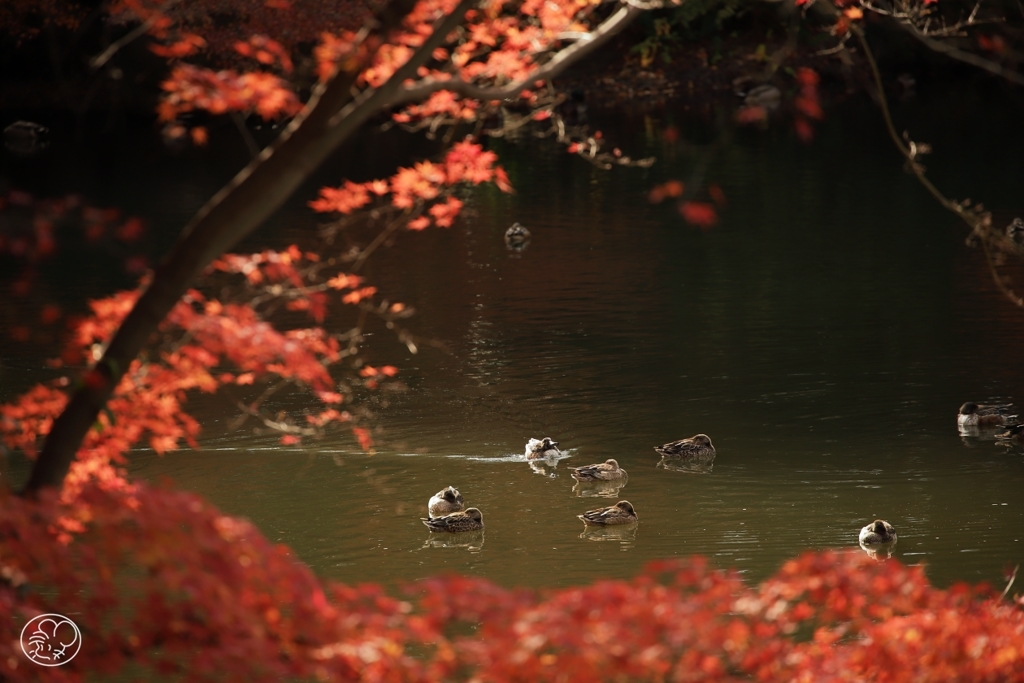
[959,402,979,415]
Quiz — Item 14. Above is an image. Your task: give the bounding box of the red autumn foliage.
[978,33,1009,55]
[680,201,719,229]
[708,184,727,207]
[648,180,685,203]
[735,104,768,125]
[0,488,1021,683]
[794,67,824,143]
[0,191,146,268]
[2,242,410,484]
[158,64,302,124]
[310,138,510,231]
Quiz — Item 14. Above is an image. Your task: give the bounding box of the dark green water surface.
[3,88,1024,590]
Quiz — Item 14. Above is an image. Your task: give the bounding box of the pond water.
[3,84,1024,591]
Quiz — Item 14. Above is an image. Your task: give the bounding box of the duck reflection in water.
[580,524,637,544]
[529,459,562,477]
[422,530,485,552]
[958,423,1012,447]
[859,540,896,561]
[572,479,626,498]
[657,456,714,474]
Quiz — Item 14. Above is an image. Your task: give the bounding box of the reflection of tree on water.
[421,530,485,553]
[579,524,637,545]
[573,479,626,498]
[657,456,714,474]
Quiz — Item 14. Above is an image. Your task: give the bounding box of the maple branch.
[897,24,1024,87]
[352,208,423,272]
[23,0,479,495]
[855,0,1023,85]
[854,26,1024,308]
[392,3,644,106]
[91,0,184,69]
[1001,565,1019,602]
[231,112,261,159]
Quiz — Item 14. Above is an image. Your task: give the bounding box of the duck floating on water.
[525,437,562,459]
[1006,217,1024,246]
[578,500,637,526]
[3,120,49,156]
[996,424,1024,444]
[571,458,627,482]
[422,508,484,533]
[957,402,1017,428]
[427,486,465,518]
[858,519,897,545]
[654,434,715,460]
[504,222,531,252]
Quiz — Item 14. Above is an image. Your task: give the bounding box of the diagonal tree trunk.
[23,0,478,494]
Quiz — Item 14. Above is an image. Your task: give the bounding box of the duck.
[427,486,465,518]
[654,434,715,459]
[525,437,561,459]
[743,84,781,110]
[422,507,484,533]
[571,458,627,482]
[858,519,897,545]
[957,402,1017,427]
[578,500,637,526]
[504,222,531,251]
[995,424,1024,443]
[3,120,49,155]
[1006,217,1024,246]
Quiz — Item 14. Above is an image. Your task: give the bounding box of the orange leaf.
[680,201,718,230]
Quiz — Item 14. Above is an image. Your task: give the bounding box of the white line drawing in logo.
[20,613,82,666]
